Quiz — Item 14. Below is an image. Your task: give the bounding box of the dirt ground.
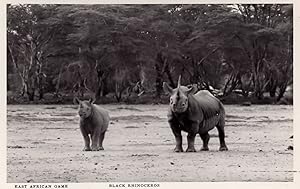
[6,104,293,182]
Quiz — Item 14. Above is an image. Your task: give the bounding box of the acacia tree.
[234,4,292,100]
[182,4,292,101]
[55,5,151,101]
[177,5,235,91]
[7,4,293,103]
[127,4,183,97]
[7,4,59,100]
[57,4,187,99]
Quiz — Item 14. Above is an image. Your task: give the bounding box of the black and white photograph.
[4,1,297,187]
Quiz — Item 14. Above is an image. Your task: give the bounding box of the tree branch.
[197,46,220,66]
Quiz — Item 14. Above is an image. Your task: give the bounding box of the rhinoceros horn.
[177,75,181,88]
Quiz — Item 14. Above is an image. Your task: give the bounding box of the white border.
[1,1,298,189]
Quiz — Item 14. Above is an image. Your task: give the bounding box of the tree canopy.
[7,4,293,104]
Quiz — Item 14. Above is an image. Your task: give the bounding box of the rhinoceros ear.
[163,82,173,94]
[73,97,81,105]
[89,98,96,104]
[187,85,197,95]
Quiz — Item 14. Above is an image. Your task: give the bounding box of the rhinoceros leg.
[186,133,197,152]
[169,122,183,152]
[216,118,228,151]
[80,124,91,151]
[91,130,101,151]
[216,126,228,151]
[174,137,183,152]
[172,131,183,152]
[200,132,210,151]
[98,132,105,150]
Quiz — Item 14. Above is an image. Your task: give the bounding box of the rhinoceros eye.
[170,99,173,104]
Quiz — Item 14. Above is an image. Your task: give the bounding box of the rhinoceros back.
[91,104,110,133]
[193,90,225,133]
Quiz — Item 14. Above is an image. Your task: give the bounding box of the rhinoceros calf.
[74,98,110,151]
[163,76,228,152]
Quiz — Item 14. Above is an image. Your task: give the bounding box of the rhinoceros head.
[74,97,95,118]
[163,76,194,113]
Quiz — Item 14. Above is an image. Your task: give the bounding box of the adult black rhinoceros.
[163,76,228,152]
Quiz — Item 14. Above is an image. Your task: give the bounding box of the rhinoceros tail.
[218,101,225,119]
[216,101,226,130]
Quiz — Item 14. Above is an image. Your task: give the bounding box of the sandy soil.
[7,104,293,182]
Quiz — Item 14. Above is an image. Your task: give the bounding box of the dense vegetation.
[7,4,293,104]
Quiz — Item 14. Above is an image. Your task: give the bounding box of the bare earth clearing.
[7,104,293,182]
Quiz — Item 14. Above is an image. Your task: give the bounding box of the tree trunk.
[39,89,44,100]
[114,82,124,102]
[155,52,166,97]
[8,45,28,96]
[55,65,64,98]
[37,73,45,100]
[276,81,288,102]
[155,63,163,97]
[95,60,109,100]
[96,76,108,100]
[95,77,104,100]
[237,74,250,97]
[191,58,200,84]
[114,81,124,102]
[165,64,175,88]
[27,89,35,101]
[27,69,37,101]
[25,42,40,101]
[252,65,264,100]
[269,79,277,98]
[103,79,109,96]
[223,72,239,96]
